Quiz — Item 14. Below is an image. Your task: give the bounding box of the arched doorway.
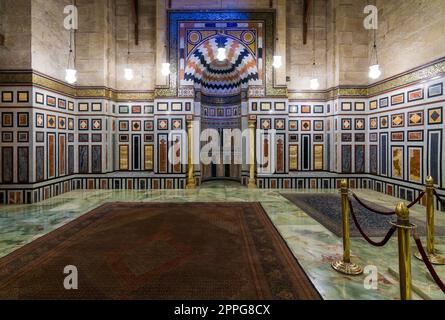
[184,35,259,182]
[200,59,242,181]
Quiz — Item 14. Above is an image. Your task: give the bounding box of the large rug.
[0,202,320,300]
[281,193,445,238]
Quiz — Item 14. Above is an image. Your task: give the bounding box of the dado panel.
[1,59,445,205]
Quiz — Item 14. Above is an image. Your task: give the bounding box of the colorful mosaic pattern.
[163,12,278,97]
[183,35,260,94]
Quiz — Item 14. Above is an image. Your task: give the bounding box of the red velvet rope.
[351,192,395,216]
[413,234,445,294]
[407,191,426,209]
[351,191,425,216]
[434,190,445,208]
[348,198,397,247]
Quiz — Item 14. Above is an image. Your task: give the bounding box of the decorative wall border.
[3,171,444,209]
[288,56,445,101]
[0,70,155,101]
[0,174,187,204]
[257,174,445,211]
[1,57,444,102]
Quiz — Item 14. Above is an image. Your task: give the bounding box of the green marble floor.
[0,180,444,300]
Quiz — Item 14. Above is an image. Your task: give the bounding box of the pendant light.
[273,55,282,69]
[310,77,320,90]
[217,47,227,62]
[215,35,227,62]
[161,63,171,76]
[368,0,381,80]
[309,0,319,90]
[272,36,282,69]
[161,43,171,76]
[65,0,77,84]
[368,27,381,80]
[124,14,133,81]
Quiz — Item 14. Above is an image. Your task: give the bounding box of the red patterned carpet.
[0,202,320,300]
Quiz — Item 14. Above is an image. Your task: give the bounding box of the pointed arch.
[183,35,260,90]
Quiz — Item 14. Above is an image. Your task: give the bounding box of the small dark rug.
[281,193,445,238]
[0,202,320,300]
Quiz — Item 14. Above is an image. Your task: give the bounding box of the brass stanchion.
[391,202,415,300]
[414,176,445,264]
[331,180,363,275]
[186,120,196,189]
[247,119,257,189]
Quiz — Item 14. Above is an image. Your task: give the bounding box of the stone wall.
[169,0,271,9]
[31,0,72,81]
[75,0,110,86]
[1,0,445,90]
[115,0,156,90]
[326,0,369,87]
[372,0,445,81]
[286,0,327,90]
[0,0,32,70]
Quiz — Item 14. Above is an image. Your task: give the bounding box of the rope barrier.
[434,190,445,208]
[350,192,395,216]
[332,178,444,299]
[413,233,445,294]
[351,191,425,216]
[348,198,397,247]
[407,191,426,209]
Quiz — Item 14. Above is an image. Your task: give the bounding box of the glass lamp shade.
[161,63,171,76]
[369,64,382,79]
[217,48,227,61]
[124,68,134,81]
[272,56,282,69]
[310,78,320,90]
[65,69,77,84]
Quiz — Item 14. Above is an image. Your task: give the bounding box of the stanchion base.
[185,184,196,189]
[331,260,363,275]
[414,251,445,265]
[248,180,257,189]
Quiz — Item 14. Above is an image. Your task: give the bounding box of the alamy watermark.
[363,265,378,290]
[166,124,276,173]
[63,5,78,30]
[63,265,78,290]
[363,5,378,30]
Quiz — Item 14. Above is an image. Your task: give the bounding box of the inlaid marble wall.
[251,74,445,205]
[0,87,191,203]
[1,3,445,204]
[333,78,443,201]
[0,73,444,204]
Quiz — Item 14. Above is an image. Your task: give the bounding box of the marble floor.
[0,181,444,300]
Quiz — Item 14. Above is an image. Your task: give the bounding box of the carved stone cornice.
[367,58,445,97]
[288,90,328,101]
[114,91,155,101]
[1,56,444,102]
[33,73,77,96]
[0,70,155,101]
[0,71,33,84]
[288,57,445,101]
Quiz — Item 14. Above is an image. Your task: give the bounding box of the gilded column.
[248,119,257,188]
[186,119,196,189]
